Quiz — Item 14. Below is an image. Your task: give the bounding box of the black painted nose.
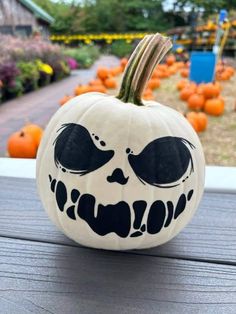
[107,168,129,185]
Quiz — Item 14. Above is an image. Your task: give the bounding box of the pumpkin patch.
[175,67,232,131]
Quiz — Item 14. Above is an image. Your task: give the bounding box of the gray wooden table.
[0,176,236,314]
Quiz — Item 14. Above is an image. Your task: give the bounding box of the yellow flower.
[40,63,53,75]
[176,47,183,53]
[85,39,92,44]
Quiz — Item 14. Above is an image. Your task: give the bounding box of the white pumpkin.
[36,33,205,250]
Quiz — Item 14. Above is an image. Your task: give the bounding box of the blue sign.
[219,9,227,23]
[190,52,216,84]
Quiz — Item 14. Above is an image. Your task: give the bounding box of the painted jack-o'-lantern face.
[51,122,195,237]
[36,33,205,250]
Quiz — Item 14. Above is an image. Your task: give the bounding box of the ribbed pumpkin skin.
[36,92,205,250]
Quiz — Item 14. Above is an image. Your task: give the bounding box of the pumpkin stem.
[117,33,172,106]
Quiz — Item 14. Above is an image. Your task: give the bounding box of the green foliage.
[51,60,70,81]
[17,61,40,91]
[34,0,236,35]
[34,0,171,34]
[60,61,70,76]
[109,40,134,58]
[121,0,170,32]
[171,0,236,15]
[81,0,170,33]
[63,45,100,68]
[34,0,81,33]
[6,78,23,98]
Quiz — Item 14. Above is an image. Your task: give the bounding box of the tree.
[171,0,236,15]
[34,0,172,34]
[122,0,170,32]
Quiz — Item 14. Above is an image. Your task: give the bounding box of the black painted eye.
[54,123,114,175]
[128,137,195,188]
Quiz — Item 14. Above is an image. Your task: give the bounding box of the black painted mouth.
[49,175,194,238]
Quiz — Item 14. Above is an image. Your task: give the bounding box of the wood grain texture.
[0,0,37,27]
[0,176,236,264]
[0,236,236,314]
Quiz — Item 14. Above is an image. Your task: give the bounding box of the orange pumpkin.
[176,79,188,91]
[161,69,170,78]
[168,65,178,75]
[7,131,37,158]
[120,58,128,70]
[225,66,235,76]
[155,70,165,78]
[216,70,231,81]
[89,79,103,86]
[196,83,205,95]
[158,64,168,71]
[214,81,222,90]
[203,83,220,99]
[142,88,154,100]
[59,95,74,106]
[186,115,200,132]
[166,54,176,66]
[197,112,208,131]
[97,67,109,80]
[22,124,43,147]
[103,77,117,89]
[187,93,205,110]
[151,69,160,79]
[110,66,122,76]
[180,86,195,101]
[180,69,189,78]
[89,85,107,93]
[175,61,185,69]
[204,97,224,116]
[74,85,91,96]
[216,64,224,73]
[186,112,207,132]
[147,78,161,90]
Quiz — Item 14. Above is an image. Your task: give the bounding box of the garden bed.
[0,35,73,103]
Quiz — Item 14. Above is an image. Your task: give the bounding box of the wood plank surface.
[0,176,236,264]
[0,236,236,314]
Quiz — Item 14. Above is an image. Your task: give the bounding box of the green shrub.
[63,45,100,68]
[0,61,23,100]
[17,61,39,92]
[110,40,133,58]
[6,78,23,99]
[51,60,70,82]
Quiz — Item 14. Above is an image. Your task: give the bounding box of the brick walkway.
[0,55,119,156]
